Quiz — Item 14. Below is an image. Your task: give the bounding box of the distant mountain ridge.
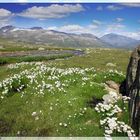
[0,25,15,33]
[0,25,109,48]
[100,33,140,48]
[30,27,43,30]
[0,26,140,49]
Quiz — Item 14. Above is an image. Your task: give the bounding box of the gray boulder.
[126,45,140,136]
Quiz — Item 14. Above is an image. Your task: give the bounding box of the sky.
[0,3,140,39]
[1,0,140,2]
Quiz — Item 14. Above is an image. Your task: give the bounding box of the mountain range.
[101,33,140,49]
[0,25,140,49]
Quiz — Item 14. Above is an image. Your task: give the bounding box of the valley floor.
[0,48,133,136]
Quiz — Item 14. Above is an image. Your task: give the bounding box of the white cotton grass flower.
[100,119,106,125]
[59,123,62,126]
[122,96,131,103]
[100,117,136,137]
[1,96,4,99]
[84,107,87,111]
[50,106,53,111]
[1,65,97,98]
[32,112,37,117]
[59,122,68,127]
[68,101,71,104]
[105,129,113,135]
[35,116,39,121]
[64,123,68,127]
[0,62,135,137]
[95,81,136,137]
[95,102,122,117]
[17,131,20,135]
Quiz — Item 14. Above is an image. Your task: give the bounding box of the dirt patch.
[85,120,99,126]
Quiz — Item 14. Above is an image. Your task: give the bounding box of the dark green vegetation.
[0,54,73,65]
[0,40,132,136]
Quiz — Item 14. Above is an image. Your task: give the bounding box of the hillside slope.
[0,26,109,48]
[100,33,140,48]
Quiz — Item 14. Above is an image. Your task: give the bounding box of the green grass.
[49,48,131,73]
[0,47,131,136]
[0,66,105,136]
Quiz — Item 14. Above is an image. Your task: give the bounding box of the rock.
[105,80,120,92]
[106,63,116,67]
[85,120,98,126]
[38,47,45,51]
[0,45,4,49]
[85,120,92,125]
[126,45,140,136]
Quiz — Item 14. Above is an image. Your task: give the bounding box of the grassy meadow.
[0,40,133,137]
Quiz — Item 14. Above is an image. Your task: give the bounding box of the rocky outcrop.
[126,46,140,136]
[105,80,120,92]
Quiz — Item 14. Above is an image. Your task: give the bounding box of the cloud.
[98,23,140,39]
[106,5,123,11]
[116,18,124,22]
[0,19,10,27]
[18,4,85,20]
[105,23,125,33]
[93,19,102,25]
[48,25,85,33]
[0,8,13,27]
[121,3,140,7]
[120,31,140,40]
[0,8,13,20]
[47,24,99,34]
[17,0,28,2]
[106,30,140,40]
[48,23,140,40]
